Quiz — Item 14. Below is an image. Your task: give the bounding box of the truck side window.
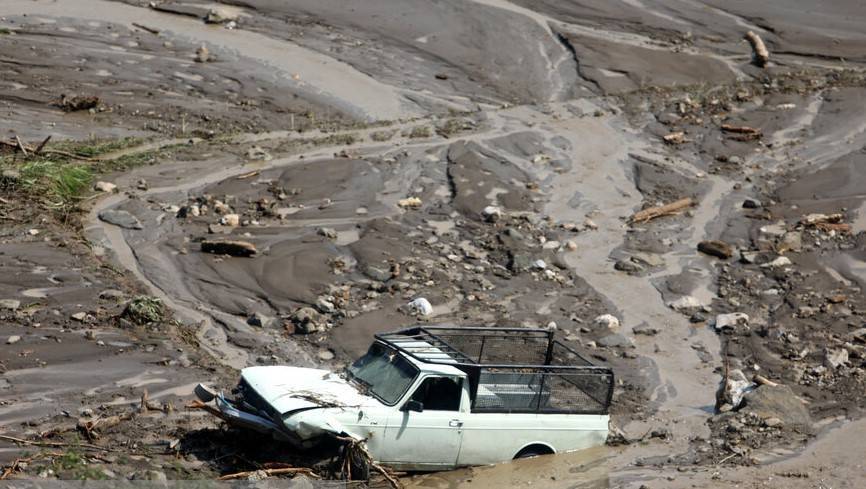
[410,377,462,411]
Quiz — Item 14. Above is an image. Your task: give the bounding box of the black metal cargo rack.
[375,326,614,415]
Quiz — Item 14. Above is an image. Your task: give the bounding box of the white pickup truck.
[196,326,613,472]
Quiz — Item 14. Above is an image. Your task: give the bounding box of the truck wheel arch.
[514,443,555,459]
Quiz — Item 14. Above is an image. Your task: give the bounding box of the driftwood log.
[745,31,769,67]
[630,197,694,223]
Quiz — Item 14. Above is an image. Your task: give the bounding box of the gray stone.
[247,312,275,328]
[597,333,633,348]
[633,323,660,336]
[317,349,335,361]
[317,227,338,239]
[98,289,125,301]
[364,265,392,282]
[0,299,21,311]
[742,385,811,428]
[614,259,643,273]
[98,209,143,230]
[714,312,749,332]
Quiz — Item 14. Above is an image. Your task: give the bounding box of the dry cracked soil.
[2,0,866,487]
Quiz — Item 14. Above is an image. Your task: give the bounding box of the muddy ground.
[2,0,866,487]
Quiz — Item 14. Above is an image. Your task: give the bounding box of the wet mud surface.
[2,0,866,487]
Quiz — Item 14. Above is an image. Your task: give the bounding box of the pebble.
[94,181,117,193]
[7,335,21,345]
[0,299,21,311]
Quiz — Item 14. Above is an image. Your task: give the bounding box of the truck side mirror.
[402,400,424,412]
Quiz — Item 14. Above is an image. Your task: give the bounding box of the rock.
[201,240,257,257]
[583,219,598,230]
[71,312,88,322]
[397,197,422,209]
[597,333,633,348]
[317,227,338,239]
[7,335,21,345]
[594,314,620,329]
[667,295,702,311]
[714,312,749,332]
[0,299,21,311]
[742,199,761,209]
[317,349,335,361]
[565,240,577,251]
[823,348,848,369]
[778,231,803,253]
[761,256,792,268]
[205,6,239,23]
[315,298,336,314]
[631,252,664,268]
[742,384,811,428]
[508,252,535,273]
[136,179,148,191]
[698,240,734,259]
[208,224,232,235]
[245,146,272,161]
[759,223,787,238]
[719,369,754,409]
[98,289,125,301]
[194,44,210,63]
[291,307,322,334]
[98,209,143,230]
[763,417,783,428]
[94,181,117,193]
[221,214,240,227]
[247,312,274,328]
[1,169,20,181]
[531,259,547,270]
[614,259,643,273]
[407,297,433,316]
[481,205,502,223]
[633,323,659,336]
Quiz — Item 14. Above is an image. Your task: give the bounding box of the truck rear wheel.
[514,444,554,459]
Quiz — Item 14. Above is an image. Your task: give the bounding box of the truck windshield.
[347,342,418,405]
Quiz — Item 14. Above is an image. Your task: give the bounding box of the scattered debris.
[122,296,165,325]
[58,94,99,112]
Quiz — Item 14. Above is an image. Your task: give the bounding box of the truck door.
[381,376,465,469]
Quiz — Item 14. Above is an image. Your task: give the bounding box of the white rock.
[594,314,620,329]
[722,369,755,408]
[407,297,433,316]
[583,219,599,230]
[714,312,749,331]
[221,214,240,227]
[94,181,117,193]
[481,206,502,223]
[7,335,21,345]
[761,256,792,268]
[532,259,547,270]
[823,348,848,369]
[667,295,702,311]
[565,240,577,251]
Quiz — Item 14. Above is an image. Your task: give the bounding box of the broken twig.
[217,467,320,481]
[630,197,694,223]
[0,434,110,452]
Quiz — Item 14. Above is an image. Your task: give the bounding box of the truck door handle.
[449,419,463,428]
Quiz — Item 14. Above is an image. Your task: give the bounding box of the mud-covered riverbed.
[2,0,866,487]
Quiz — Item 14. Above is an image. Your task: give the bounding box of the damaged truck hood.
[241,365,377,414]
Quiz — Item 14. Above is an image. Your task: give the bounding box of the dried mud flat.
[1,0,866,487]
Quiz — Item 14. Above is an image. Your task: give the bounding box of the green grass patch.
[18,160,93,208]
[123,296,166,325]
[51,449,108,480]
[0,27,12,35]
